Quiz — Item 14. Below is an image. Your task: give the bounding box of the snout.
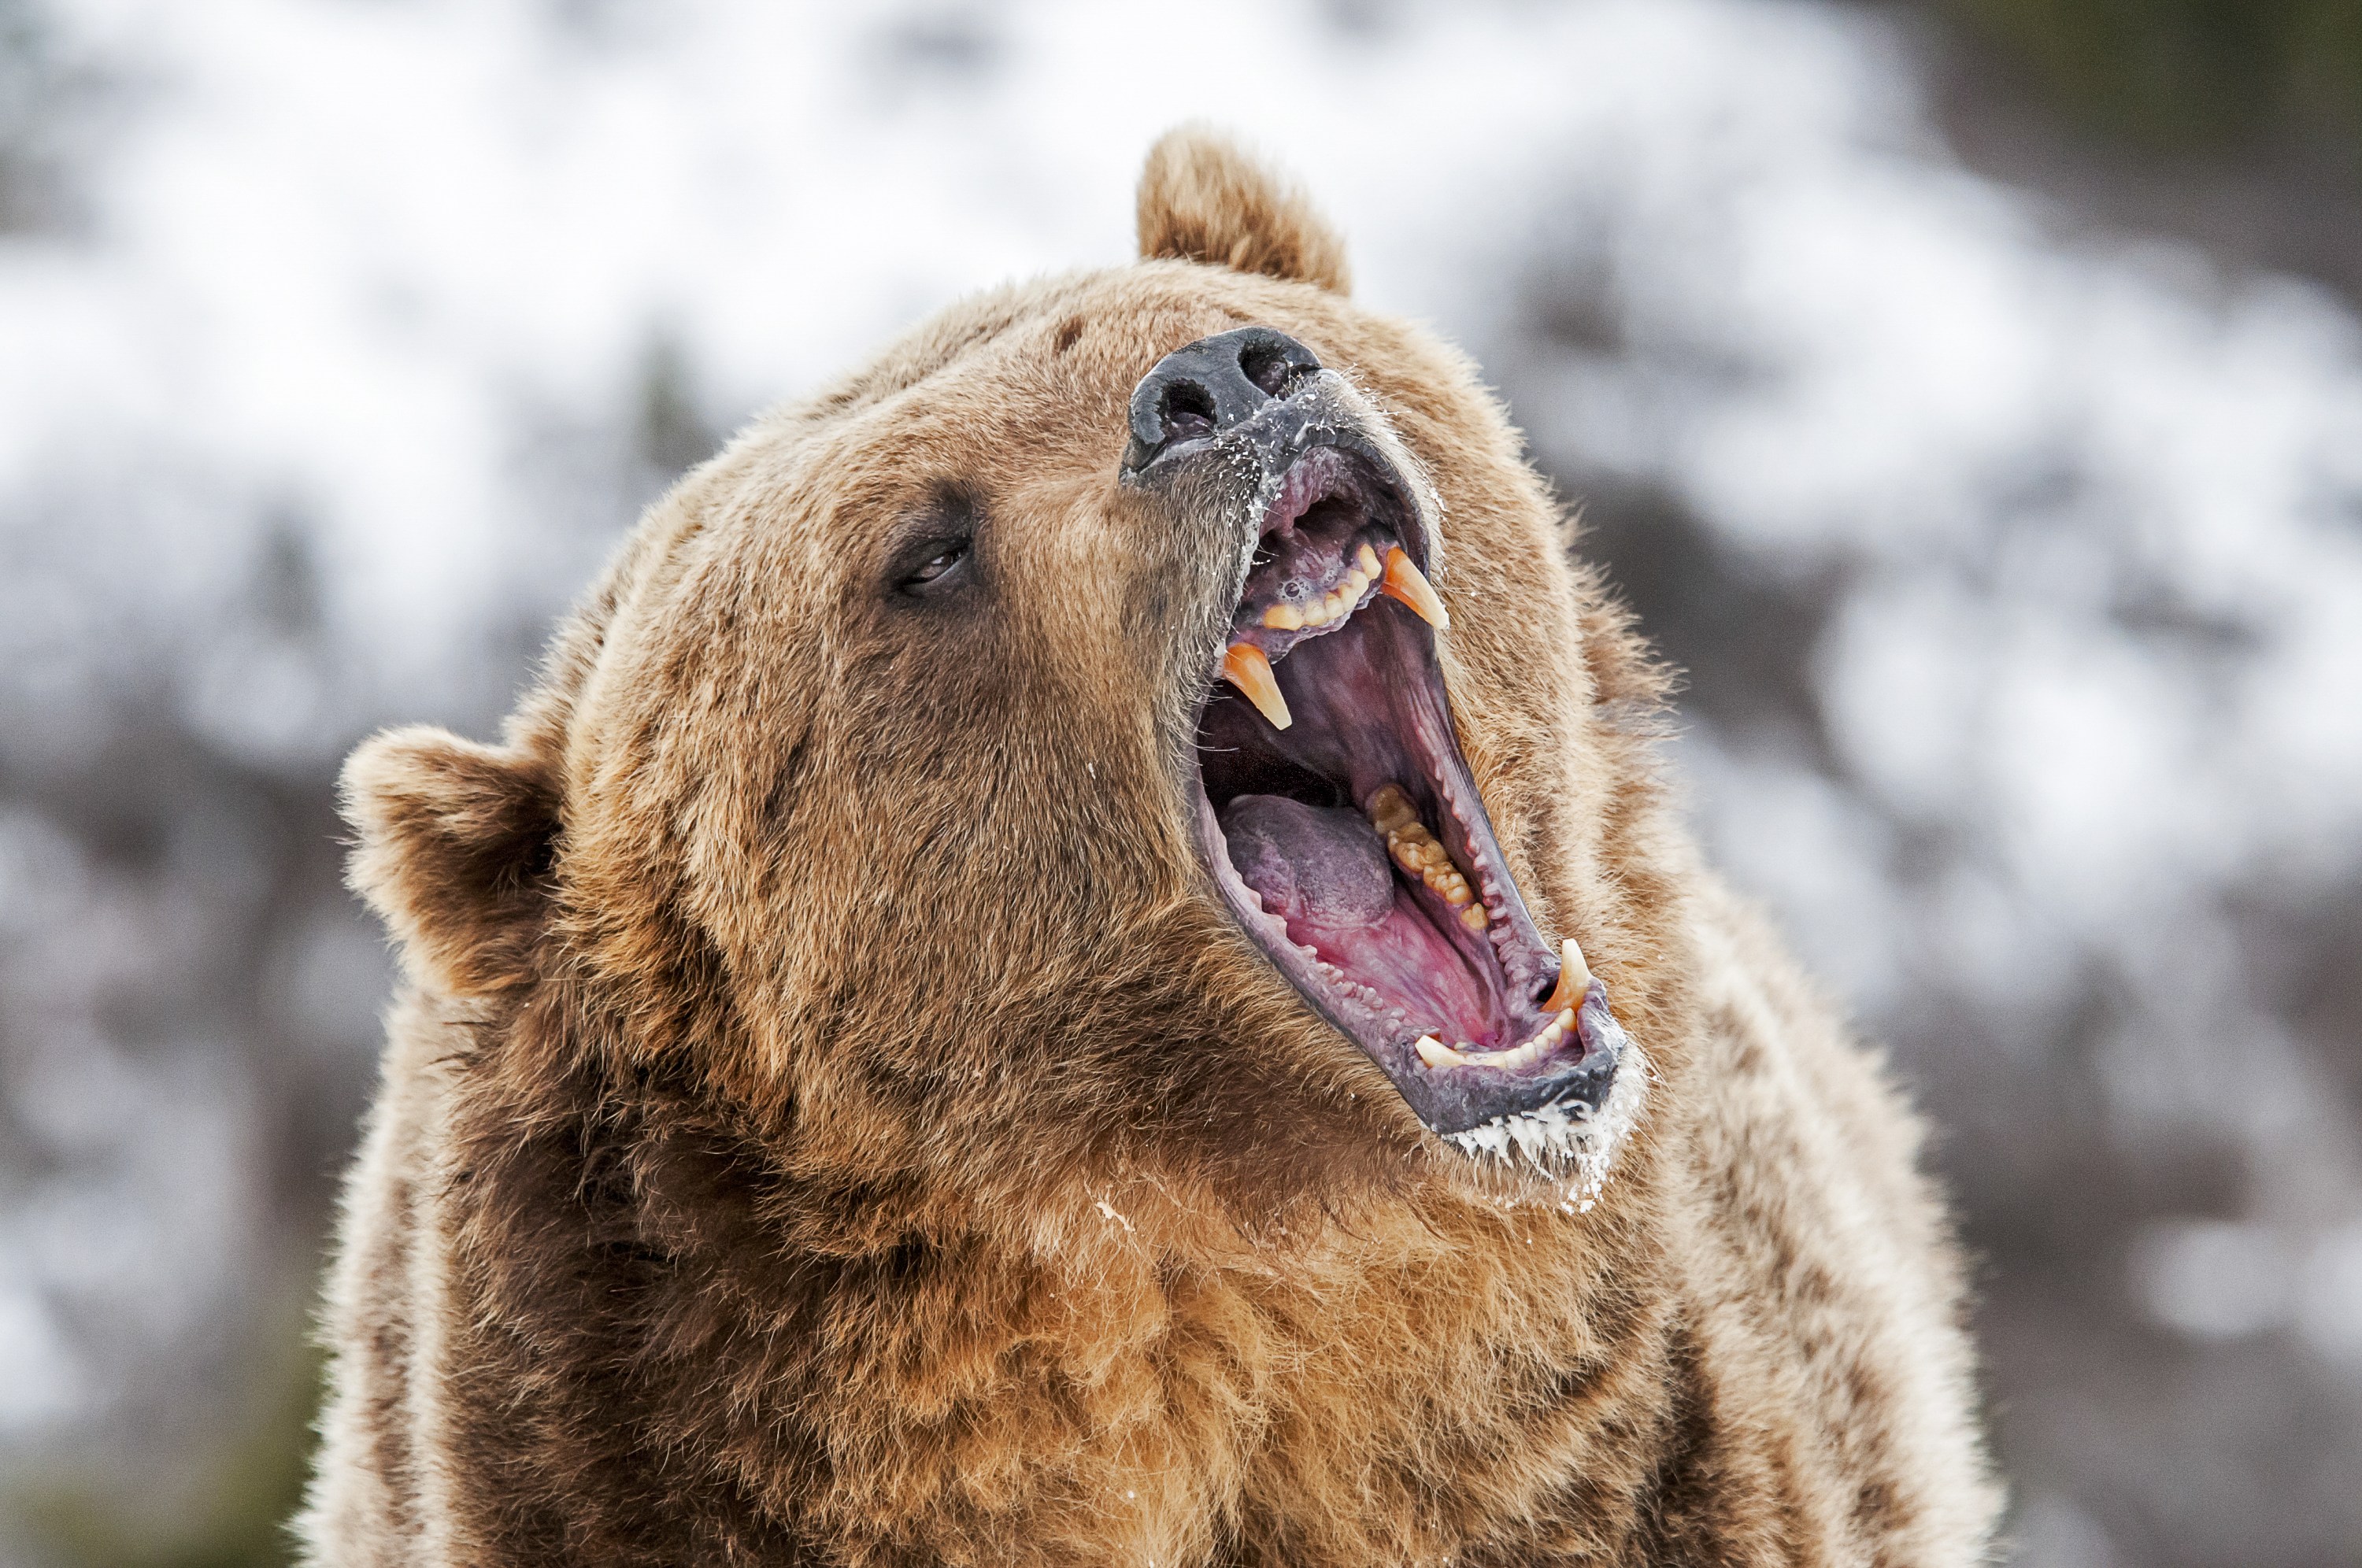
[1135,324,1637,1166]
[1121,326,1325,479]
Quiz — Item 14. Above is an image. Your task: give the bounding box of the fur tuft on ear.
[341,726,561,998]
[1137,124,1350,294]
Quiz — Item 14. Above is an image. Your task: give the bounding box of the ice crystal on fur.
[1446,1012,1650,1214]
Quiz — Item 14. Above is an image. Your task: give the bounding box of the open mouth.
[1184,442,1623,1147]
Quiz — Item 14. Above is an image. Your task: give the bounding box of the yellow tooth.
[1459,905,1489,931]
[1441,880,1472,907]
[1343,567,1370,601]
[1367,785,1418,834]
[1541,939,1592,1015]
[1357,542,1381,576]
[1220,642,1291,730]
[1415,1035,1467,1069]
[1381,547,1449,630]
[1262,602,1305,631]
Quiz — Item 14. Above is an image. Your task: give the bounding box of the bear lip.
[1183,440,1625,1143]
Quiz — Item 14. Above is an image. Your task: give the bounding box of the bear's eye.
[902,542,968,590]
[887,482,985,601]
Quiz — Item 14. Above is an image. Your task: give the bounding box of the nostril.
[1160,380,1219,444]
[1240,346,1302,399]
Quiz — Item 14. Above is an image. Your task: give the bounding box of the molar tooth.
[1220,642,1291,730]
[1367,785,1418,834]
[1262,602,1305,631]
[1381,548,1449,630]
[1415,1035,1467,1069]
[1541,939,1592,1015]
[1459,905,1489,931]
[1442,882,1473,907]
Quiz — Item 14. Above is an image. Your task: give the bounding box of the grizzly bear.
[298,128,2000,1566]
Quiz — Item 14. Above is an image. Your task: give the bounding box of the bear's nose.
[1122,326,1324,475]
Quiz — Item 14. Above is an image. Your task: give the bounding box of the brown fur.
[300,131,1999,1566]
[1138,126,1351,296]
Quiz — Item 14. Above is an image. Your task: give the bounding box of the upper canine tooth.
[1541,938,1593,1015]
[1380,548,1449,630]
[1220,642,1291,730]
[1262,602,1305,631]
[1415,1035,1467,1069]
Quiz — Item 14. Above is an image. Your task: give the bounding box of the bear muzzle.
[1125,328,1634,1167]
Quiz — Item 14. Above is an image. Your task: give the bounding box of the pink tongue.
[1221,795,1394,930]
[1220,794,1497,1043]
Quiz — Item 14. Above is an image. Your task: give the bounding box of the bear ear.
[1137,124,1351,295]
[341,725,561,998]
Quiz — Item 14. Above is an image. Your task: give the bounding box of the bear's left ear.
[1137,124,1351,294]
[340,725,561,998]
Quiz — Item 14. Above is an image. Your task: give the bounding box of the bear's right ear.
[340,725,561,998]
[1137,124,1351,294]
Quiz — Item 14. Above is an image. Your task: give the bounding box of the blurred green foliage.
[1942,0,2362,162]
[14,1341,320,1568]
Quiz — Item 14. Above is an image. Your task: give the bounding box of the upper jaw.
[1125,375,1627,1147]
[1123,369,1438,598]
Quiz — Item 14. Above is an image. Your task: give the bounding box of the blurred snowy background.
[2,0,2360,1562]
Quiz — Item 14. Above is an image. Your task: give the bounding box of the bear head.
[340,127,1690,1231]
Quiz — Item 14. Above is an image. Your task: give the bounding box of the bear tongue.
[1220,795,1394,930]
[1219,793,1496,1038]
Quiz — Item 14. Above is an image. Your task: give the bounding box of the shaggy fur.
[300,129,2000,1566]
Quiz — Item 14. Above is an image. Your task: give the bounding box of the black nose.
[1122,326,1323,475]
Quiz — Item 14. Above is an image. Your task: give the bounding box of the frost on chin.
[1445,1010,1649,1215]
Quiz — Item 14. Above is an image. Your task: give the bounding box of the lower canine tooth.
[1415,1035,1467,1069]
[1541,938,1592,1015]
[1220,642,1291,730]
